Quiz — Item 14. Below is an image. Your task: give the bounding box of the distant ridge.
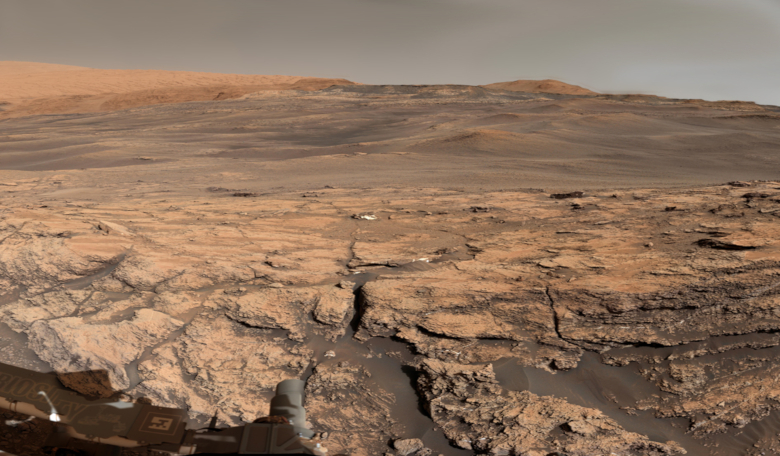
[0,61,358,118]
[482,79,596,95]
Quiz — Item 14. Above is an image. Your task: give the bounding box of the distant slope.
[0,61,358,118]
[0,61,89,76]
[482,79,596,95]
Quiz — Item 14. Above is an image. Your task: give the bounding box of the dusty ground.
[2,63,780,455]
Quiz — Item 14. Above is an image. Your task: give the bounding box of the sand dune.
[482,78,597,95]
[0,61,357,118]
[414,129,533,155]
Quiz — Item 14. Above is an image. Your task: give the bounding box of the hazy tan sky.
[2,0,780,105]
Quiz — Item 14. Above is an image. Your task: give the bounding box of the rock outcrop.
[416,359,685,455]
[305,362,397,456]
[27,309,183,390]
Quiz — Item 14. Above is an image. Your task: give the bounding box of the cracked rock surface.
[1,180,779,455]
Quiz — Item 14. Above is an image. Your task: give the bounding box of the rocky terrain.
[1,178,780,455]
[3,63,780,455]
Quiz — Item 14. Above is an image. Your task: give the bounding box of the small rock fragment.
[338,280,356,289]
[550,191,583,199]
[695,238,757,250]
[742,192,769,199]
[393,438,424,456]
[97,220,133,236]
[313,287,355,327]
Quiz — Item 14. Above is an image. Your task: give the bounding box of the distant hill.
[482,79,596,95]
[0,61,358,118]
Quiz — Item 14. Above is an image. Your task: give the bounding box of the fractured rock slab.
[27,308,183,390]
[416,359,685,455]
